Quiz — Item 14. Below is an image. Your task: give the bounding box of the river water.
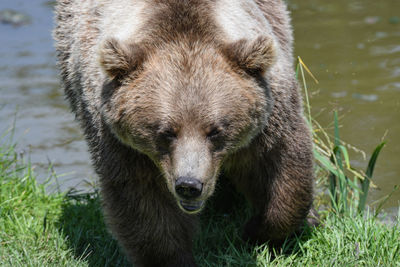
[0,0,399,213]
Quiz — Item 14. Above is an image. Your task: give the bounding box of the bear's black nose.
[175,177,203,200]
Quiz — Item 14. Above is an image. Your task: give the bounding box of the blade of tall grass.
[331,111,349,212]
[313,149,340,177]
[297,56,312,124]
[358,141,386,214]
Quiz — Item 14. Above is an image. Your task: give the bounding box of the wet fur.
[54,0,314,266]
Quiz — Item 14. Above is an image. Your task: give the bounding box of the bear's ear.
[99,38,145,79]
[223,36,276,74]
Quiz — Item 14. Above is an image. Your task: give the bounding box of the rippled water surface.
[0,0,94,190]
[0,0,399,211]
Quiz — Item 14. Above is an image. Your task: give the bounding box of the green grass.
[0,141,128,266]
[1,139,399,266]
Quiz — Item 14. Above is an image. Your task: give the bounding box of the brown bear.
[54,0,314,266]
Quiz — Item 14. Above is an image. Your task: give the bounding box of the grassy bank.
[0,140,399,266]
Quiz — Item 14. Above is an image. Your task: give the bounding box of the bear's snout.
[175,176,203,200]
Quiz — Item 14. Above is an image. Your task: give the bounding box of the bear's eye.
[206,127,221,140]
[206,126,225,151]
[160,129,177,141]
[156,128,177,155]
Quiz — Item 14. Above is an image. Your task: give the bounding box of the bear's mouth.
[178,200,204,214]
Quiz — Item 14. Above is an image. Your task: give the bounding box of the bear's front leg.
[251,144,313,246]
[100,174,198,267]
[234,135,314,247]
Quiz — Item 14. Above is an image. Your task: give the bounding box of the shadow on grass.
[57,178,315,266]
[57,191,130,267]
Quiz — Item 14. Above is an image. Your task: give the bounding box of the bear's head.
[99,36,276,214]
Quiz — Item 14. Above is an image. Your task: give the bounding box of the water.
[0,0,399,212]
[0,0,94,191]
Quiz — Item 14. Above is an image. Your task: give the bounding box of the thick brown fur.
[54,0,315,266]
